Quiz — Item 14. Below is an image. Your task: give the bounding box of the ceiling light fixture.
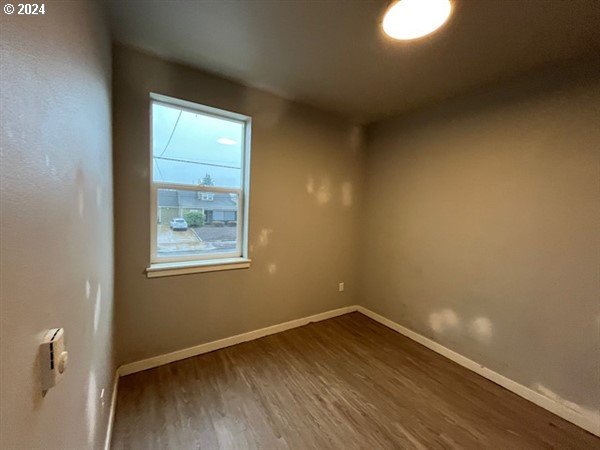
[217,137,236,145]
[382,0,452,41]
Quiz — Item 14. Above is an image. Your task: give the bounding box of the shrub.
[183,210,205,228]
[226,221,237,227]
[212,221,225,227]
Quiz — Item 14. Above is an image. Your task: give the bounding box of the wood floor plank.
[112,313,600,449]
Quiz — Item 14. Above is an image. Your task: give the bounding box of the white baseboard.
[109,304,598,440]
[118,305,358,376]
[108,306,357,446]
[103,372,119,450]
[356,305,600,437]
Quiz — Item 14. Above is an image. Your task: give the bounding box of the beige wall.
[2,6,597,446]
[0,2,114,449]
[113,46,364,365]
[362,62,599,423]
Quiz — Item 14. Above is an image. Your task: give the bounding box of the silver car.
[170,217,188,231]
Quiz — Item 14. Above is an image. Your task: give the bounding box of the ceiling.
[107,0,600,123]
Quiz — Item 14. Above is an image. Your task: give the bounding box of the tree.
[200,173,214,186]
[183,210,205,228]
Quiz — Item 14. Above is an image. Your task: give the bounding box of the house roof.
[158,189,238,211]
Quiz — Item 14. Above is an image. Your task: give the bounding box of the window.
[148,93,251,277]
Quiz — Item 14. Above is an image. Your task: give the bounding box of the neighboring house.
[158,189,238,225]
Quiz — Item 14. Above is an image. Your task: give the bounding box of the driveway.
[157,224,207,253]
[157,224,237,256]
[193,225,237,242]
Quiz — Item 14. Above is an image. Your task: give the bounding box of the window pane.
[152,102,244,188]
[157,189,239,259]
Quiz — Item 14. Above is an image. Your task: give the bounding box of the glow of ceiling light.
[217,137,236,145]
[382,0,452,41]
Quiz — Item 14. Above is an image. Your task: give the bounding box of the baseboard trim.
[356,305,600,437]
[110,304,598,439]
[103,372,119,450]
[117,305,358,377]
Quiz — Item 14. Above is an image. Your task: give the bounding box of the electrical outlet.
[338,282,345,292]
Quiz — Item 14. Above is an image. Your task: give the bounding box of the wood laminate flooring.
[112,312,599,449]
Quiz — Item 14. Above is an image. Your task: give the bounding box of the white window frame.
[147,93,252,277]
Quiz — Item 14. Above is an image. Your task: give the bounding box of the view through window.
[150,95,250,264]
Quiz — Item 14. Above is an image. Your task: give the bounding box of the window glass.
[152,103,244,188]
[156,189,239,259]
[150,95,249,265]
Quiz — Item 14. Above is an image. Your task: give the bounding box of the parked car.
[170,217,188,231]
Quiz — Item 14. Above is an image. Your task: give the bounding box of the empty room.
[1,0,599,448]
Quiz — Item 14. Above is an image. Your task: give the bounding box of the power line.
[158,110,182,157]
[154,159,166,182]
[153,156,241,170]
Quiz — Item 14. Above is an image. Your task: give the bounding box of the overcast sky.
[152,102,244,188]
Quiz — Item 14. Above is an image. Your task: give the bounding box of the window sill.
[146,258,251,278]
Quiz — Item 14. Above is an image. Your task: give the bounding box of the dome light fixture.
[382,0,453,41]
